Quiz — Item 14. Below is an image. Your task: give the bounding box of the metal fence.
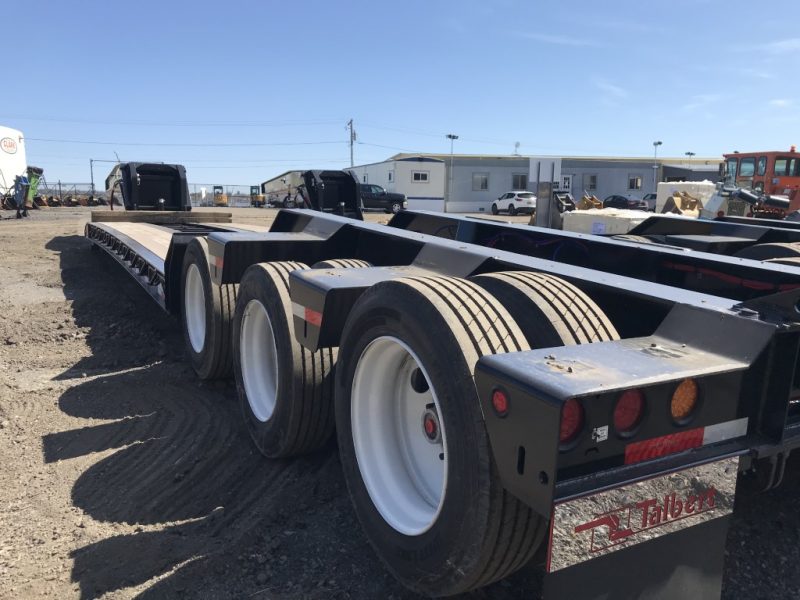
[37,181,105,200]
[188,184,257,208]
[32,180,260,207]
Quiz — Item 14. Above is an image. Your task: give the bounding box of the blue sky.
[4,0,799,185]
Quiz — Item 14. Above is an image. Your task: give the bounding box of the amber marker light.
[671,378,698,423]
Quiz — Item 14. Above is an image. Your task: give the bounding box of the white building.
[0,125,26,196]
[347,156,446,211]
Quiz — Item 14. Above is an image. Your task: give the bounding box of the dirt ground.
[0,206,798,599]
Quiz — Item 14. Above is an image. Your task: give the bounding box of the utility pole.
[89,159,95,201]
[347,119,356,167]
[446,134,458,213]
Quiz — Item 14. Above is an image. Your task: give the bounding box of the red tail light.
[560,399,584,444]
[613,389,645,435]
[515,197,523,202]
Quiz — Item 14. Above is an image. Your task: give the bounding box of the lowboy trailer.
[87,168,800,599]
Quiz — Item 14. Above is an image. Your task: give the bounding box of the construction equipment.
[87,166,800,600]
[575,191,602,210]
[723,147,800,195]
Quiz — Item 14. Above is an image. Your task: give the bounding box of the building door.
[561,175,572,192]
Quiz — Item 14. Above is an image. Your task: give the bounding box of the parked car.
[643,192,657,211]
[360,184,407,214]
[603,194,649,211]
[491,191,537,215]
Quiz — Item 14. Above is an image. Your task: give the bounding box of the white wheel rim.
[240,299,279,422]
[351,336,447,536]
[184,263,206,353]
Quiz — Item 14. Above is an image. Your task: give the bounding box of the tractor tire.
[181,237,238,380]
[335,275,545,596]
[311,258,373,269]
[471,271,619,347]
[233,261,336,457]
[734,243,800,261]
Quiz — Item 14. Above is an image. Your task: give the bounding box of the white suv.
[491,191,537,215]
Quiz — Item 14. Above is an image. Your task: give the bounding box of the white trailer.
[0,125,26,196]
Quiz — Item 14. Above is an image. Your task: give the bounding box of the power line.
[356,141,425,153]
[31,154,350,164]
[27,137,346,147]
[3,115,344,128]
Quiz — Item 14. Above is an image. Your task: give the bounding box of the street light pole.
[652,140,663,192]
[89,159,95,202]
[446,133,458,213]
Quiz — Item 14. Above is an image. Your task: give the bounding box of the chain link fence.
[31,181,262,208]
[188,184,259,208]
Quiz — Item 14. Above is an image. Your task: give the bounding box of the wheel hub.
[351,336,448,536]
[184,263,206,353]
[421,407,441,444]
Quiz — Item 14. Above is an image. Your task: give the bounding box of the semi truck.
[86,164,800,599]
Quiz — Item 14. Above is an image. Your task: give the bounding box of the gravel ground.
[0,206,798,599]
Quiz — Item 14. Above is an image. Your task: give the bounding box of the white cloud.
[769,99,793,108]
[761,38,800,54]
[515,32,601,47]
[593,78,628,100]
[682,94,721,112]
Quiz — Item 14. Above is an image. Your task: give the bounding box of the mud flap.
[543,457,738,600]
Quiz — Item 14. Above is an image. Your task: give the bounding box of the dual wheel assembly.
[180,242,618,596]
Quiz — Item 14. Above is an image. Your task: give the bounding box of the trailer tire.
[182,237,238,380]
[471,271,619,347]
[767,256,800,267]
[311,258,373,269]
[734,242,800,261]
[611,234,654,244]
[335,275,545,596]
[233,261,336,457]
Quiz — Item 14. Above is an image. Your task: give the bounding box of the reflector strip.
[291,302,323,327]
[624,418,748,465]
[702,417,748,445]
[625,429,704,464]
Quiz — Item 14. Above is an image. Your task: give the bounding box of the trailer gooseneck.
[87,167,800,599]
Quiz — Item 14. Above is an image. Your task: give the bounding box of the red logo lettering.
[574,486,718,553]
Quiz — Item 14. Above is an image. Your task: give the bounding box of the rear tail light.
[515,197,523,202]
[491,389,509,417]
[613,389,645,435]
[560,398,584,444]
[671,378,699,423]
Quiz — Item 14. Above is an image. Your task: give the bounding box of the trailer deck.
[87,193,800,600]
[86,219,271,312]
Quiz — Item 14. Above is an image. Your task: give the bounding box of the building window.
[388,171,394,182]
[512,173,527,189]
[583,174,598,190]
[628,175,643,190]
[472,172,489,191]
[412,171,429,183]
[362,175,367,183]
